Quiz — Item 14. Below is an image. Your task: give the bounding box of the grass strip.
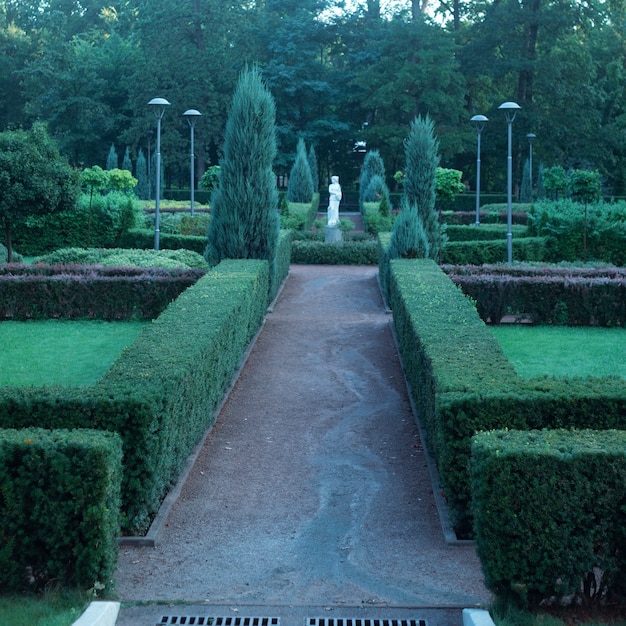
[0,320,146,387]
[489,325,626,379]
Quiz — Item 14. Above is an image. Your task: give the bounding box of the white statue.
[327,176,342,226]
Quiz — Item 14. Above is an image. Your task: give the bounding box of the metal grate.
[308,619,426,626]
[158,617,280,626]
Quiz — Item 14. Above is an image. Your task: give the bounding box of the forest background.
[1,0,625,197]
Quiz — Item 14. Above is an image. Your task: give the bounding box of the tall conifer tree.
[206,67,280,287]
[287,137,314,203]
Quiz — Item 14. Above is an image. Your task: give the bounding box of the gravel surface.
[114,265,491,609]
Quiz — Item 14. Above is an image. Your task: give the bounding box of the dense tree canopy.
[2,0,626,194]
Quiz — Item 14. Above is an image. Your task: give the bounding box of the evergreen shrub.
[471,429,626,607]
[290,240,378,265]
[0,428,122,592]
[119,229,207,254]
[441,237,547,265]
[13,192,143,255]
[286,138,314,203]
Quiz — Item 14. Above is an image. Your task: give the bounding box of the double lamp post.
[148,98,202,250]
[471,101,534,265]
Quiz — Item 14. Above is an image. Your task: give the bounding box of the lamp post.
[148,97,171,250]
[183,109,202,217]
[526,132,536,200]
[146,130,153,200]
[470,114,488,227]
[498,101,521,264]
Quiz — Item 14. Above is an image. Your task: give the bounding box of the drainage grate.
[308,619,426,626]
[157,617,280,626]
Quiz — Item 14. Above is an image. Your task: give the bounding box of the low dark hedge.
[0,428,122,592]
[119,228,207,254]
[445,224,528,242]
[0,265,204,320]
[471,429,626,607]
[441,237,547,265]
[0,259,269,534]
[446,268,626,326]
[440,207,529,226]
[290,239,379,265]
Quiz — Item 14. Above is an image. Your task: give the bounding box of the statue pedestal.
[324,225,343,243]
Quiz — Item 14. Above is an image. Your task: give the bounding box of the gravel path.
[114,265,491,609]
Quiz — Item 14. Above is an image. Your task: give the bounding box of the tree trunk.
[517,0,540,106]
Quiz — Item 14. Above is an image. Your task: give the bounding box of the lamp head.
[148,97,171,118]
[526,132,536,144]
[470,114,489,132]
[183,109,202,127]
[498,101,521,122]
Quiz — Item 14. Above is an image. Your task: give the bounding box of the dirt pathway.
[114,265,490,610]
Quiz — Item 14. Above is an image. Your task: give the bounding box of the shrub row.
[384,257,626,537]
[528,199,626,265]
[290,239,379,265]
[444,224,528,242]
[471,429,626,606]
[444,265,626,326]
[0,259,270,534]
[440,206,529,225]
[0,428,122,593]
[119,228,207,254]
[440,236,547,265]
[0,265,204,320]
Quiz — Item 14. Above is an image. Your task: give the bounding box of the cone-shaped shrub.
[308,144,319,193]
[206,67,280,285]
[359,150,386,212]
[287,137,314,203]
[402,115,443,259]
[388,196,430,259]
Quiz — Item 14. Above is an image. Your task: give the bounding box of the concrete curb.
[72,601,120,626]
[463,608,496,626]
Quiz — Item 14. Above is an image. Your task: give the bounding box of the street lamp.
[526,132,536,200]
[470,114,489,227]
[498,101,521,264]
[146,130,153,200]
[148,97,171,251]
[183,109,202,217]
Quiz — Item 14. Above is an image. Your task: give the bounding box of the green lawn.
[489,325,626,379]
[0,591,89,626]
[0,320,146,387]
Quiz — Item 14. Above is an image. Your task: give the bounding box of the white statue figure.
[327,175,342,227]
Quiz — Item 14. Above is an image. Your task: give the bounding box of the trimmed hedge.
[445,224,528,242]
[471,429,626,606]
[0,259,270,534]
[383,257,626,535]
[290,239,379,265]
[441,237,547,265]
[445,265,626,326]
[0,265,204,320]
[119,228,207,254]
[0,428,122,592]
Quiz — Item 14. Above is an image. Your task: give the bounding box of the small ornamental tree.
[135,149,148,200]
[307,144,319,193]
[569,168,602,261]
[206,66,280,286]
[107,168,138,192]
[287,137,314,203]
[80,165,109,246]
[122,146,132,173]
[435,167,465,205]
[359,150,386,212]
[0,123,79,262]
[543,165,568,200]
[106,143,118,170]
[391,114,443,260]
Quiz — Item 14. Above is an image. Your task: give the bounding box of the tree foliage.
[206,67,280,286]
[0,122,79,261]
[287,137,314,203]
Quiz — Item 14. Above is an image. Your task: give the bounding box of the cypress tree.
[287,137,314,203]
[206,67,280,285]
[401,114,443,260]
[307,144,319,193]
[359,149,386,212]
[122,146,132,173]
[135,149,148,200]
[106,144,118,170]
